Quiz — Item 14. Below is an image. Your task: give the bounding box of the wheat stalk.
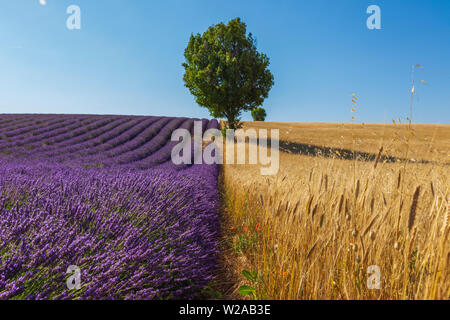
[408,186,421,232]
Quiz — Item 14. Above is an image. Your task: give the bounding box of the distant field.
[221,121,449,300]
[245,121,450,162]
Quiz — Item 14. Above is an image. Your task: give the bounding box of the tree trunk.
[225,110,241,130]
[227,118,238,130]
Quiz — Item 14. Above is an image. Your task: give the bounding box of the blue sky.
[0,0,449,123]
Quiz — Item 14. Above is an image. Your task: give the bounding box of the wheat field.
[219,122,449,300]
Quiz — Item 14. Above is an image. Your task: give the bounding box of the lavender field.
[0,114,220,300]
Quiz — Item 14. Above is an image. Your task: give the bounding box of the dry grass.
[220,122,449,300]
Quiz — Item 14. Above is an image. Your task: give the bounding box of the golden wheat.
[220,122,450,300]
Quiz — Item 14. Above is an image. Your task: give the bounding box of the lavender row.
[112,117,188,165]
[2,117,91,149]
[39,117,139,160]
[103,117,173,159]
[130,119,196,169]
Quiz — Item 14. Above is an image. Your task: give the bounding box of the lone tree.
[251,107,267,121]
[182,18,274,129]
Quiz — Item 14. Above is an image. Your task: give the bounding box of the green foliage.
[251,107,267,121]
[242,270,258,282]
[238,285,256,296]
[182,17,274,129]
[238,270,259,299]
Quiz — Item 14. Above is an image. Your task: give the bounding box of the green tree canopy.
[182,18,274,129]
[251,107,267,121]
